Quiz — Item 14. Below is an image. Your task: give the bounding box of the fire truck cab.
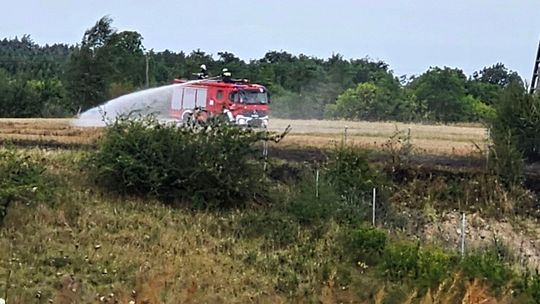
[171,79,270,127]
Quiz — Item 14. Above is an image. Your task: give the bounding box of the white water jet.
[72,81,199,127]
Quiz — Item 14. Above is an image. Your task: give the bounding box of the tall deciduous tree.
[66,16,115,110]
[408,67,471,122]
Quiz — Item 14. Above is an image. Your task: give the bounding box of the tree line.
[0,16,524,122]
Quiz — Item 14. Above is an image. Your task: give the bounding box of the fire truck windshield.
[238,90,268,104]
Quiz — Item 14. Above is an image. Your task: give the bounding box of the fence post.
[372,188,376,226]
[344,126,348,144]
[461,213,466,257]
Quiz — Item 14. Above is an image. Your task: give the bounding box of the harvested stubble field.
[0,118,486,156]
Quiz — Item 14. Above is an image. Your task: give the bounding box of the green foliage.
[67,16,146,110]
[415,247,455,290]
[238,210,299,248]
[514,270,540,302]
[382,241,455,290]
[473,63,521,88]
[461,250,513,290]
[341,225,387,265]
[329,83,393,120]
[491,81,540,163]
[491,129,525,187]
[0,146,52,220]
[382,242,420,281]
[326,69,410,121]
[325,144,380,202]
[287,174,341,225]
[467,95,496,122]
[0,17,524,123]
[408,67,471,122]
[89,115,268,207]
[286,172,367,227]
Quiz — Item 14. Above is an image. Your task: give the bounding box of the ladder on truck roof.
[531,40,540,94]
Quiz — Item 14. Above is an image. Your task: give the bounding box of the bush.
[0,146,52,220]
[461,249,513,291]
[514,270,540,302]
[491,81,540,162]
[325,144,380,202]
[382,242,421,282]
[89,115,268,207]
[341,225,387,266]
[287,172,368,226]
[415,247,455,290]
[287,173,341,225]
[382,242,454,290]
[491,129,525,187]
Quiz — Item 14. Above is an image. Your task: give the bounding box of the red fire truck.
[170,78,270,127]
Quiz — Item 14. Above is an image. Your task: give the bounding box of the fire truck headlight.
[262,119,269,128]
[237,118,247,125]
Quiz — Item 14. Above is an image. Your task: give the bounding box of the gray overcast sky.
[2,0,540,79]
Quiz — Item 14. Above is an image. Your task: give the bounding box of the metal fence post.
[372,188,376,226]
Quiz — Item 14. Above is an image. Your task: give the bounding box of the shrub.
[382,127,413,170]
[382,242,421,282]
[287,173,341,225]
[0,146,52,220]
[461,249,513,291]
[325,144,380,202]
[415,247,455,290]
[287,172,368,226]
[491,129,525,187]
[382,242,454,290]
[341,225,387,266]
[491,81,540,162]
[89,115,269,207]
[514,270,540,302]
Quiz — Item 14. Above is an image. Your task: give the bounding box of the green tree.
[491,81,540,163]
[326,72,405,121]
[409,67,471,122]
[473,63,521,87]
[328,83,389,120]
[66,16,115,110]
[66,16,147,110]
[467,64,521,106]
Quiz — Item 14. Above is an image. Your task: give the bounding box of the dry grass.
[0,150,340,303]
[270,119,486,156]
[0,118,486,156]
[0,119,101,146]
[0,148,528,303]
